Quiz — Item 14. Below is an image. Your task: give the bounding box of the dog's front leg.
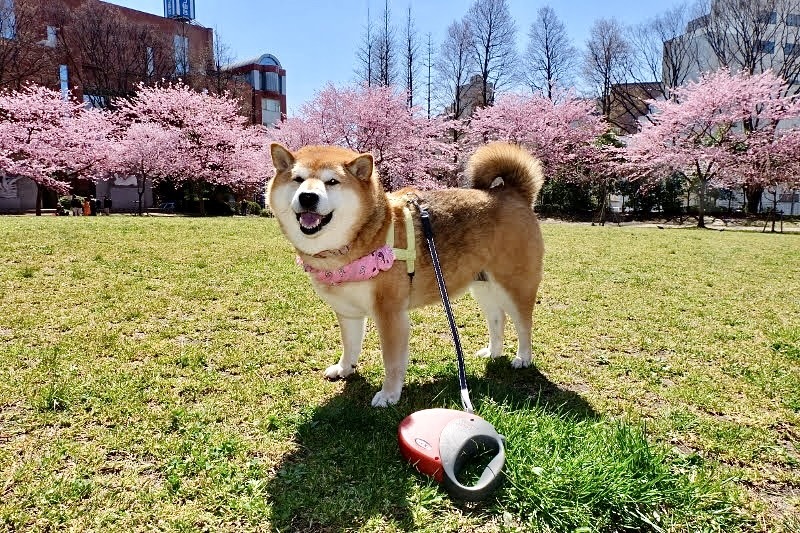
[324,314,366,380]
[370,309,410,407]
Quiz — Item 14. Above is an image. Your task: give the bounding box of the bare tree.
[466,0,517,106]
[355,5,376,86]
[0,0,58,89]
[582,18,632,120]
[374,0,396,87]
[696,0,800,89]
[522,5,576,99]
[202,28,256,119]
[436,19,473,119]
[597,4,701,134]
[205,28,235,95]
[435,18,474,140]
[424,32,433,118]
[402,6,419,107]
[54,0,175,106]
[628,3,699,98]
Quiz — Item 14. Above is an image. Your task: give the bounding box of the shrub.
[538,179,597,219]
[58,195,83,210]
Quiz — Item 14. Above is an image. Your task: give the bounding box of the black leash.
[417,204,475,414]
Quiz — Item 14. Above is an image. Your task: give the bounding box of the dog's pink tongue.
[300,212,323,228]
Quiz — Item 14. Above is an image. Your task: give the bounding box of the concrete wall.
[95,177,153,213]
[0,176,37,212]
[0,175,153,213]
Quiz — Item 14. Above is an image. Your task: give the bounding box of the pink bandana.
[298,245,396,285]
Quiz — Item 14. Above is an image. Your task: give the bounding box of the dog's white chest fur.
[312,280,376,318]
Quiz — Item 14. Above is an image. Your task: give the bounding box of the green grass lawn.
[0,216,798,532]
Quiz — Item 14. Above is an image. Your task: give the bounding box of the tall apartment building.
[662,0,800,214]
[671,0,800,84]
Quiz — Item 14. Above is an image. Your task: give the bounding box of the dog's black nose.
[298,192,319,209]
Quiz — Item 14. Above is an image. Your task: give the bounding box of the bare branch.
[522,6,576,99]
[466,0,517,106]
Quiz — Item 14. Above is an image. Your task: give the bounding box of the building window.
[174,34,189,75]
[83,94,108,108]
[59,65,68,98]
[756,40,775,54]
[42,25,57,47]
[262,71,279,93]
[146,46,154,77]
[785,43,800,56]
[788,13,800,26]
[758,11,777,24]
[0,0,15,40]
[261,98,281,126]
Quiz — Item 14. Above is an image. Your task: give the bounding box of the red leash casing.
[398,408,505,500]
[398,408,470,482]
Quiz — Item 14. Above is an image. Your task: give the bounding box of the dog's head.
[268,143,376,256]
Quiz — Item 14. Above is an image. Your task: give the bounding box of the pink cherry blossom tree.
[268,83,457,189]
[0,84,112,215]
[109,121,179,215]
[624,68,800,227]
[114,81,269,214]
[467,91,609,183]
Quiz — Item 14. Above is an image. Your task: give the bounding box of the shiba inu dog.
[268,142,544,407]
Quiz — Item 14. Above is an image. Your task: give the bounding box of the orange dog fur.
[268,142,544,406]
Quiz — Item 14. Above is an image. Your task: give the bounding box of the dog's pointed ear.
[270,143,295,173]
[345,153,374,181]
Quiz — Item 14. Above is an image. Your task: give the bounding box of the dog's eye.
[292,176,303,183]
[326,179,339,186]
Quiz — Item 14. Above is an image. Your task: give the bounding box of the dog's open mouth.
[296,211,333,235]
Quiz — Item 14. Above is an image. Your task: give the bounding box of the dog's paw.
[511,356,532,369]
[324,363,354,380]
[371,389,401,407]
[476,347,502,359]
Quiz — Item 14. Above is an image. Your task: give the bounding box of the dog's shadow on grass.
[266,359,597,530]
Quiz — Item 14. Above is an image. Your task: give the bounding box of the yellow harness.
[386,206,416,276]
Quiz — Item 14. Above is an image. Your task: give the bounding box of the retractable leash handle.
[413,205,506,501]
[439,415,506,501]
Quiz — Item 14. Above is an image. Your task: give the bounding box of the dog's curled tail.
[467,142,544,205]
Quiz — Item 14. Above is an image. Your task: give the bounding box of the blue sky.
[109,0,689,114]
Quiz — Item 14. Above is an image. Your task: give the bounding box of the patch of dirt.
[746,481,800,526]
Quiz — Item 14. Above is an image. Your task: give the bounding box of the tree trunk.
[194,182,206,216]
[684,188,690,224]
[597,183,608,226]
[137,177,145,216]
[771,191,778,233]
[697,178,706,228]
[745,183,763,215]
[35,184,42,216]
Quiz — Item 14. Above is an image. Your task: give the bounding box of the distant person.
[240,199,248,216]
[103,195,112,215]
[89,195,98,216]
[83,196,91,216]
[55,203,66,216]
[70,194,82,216]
